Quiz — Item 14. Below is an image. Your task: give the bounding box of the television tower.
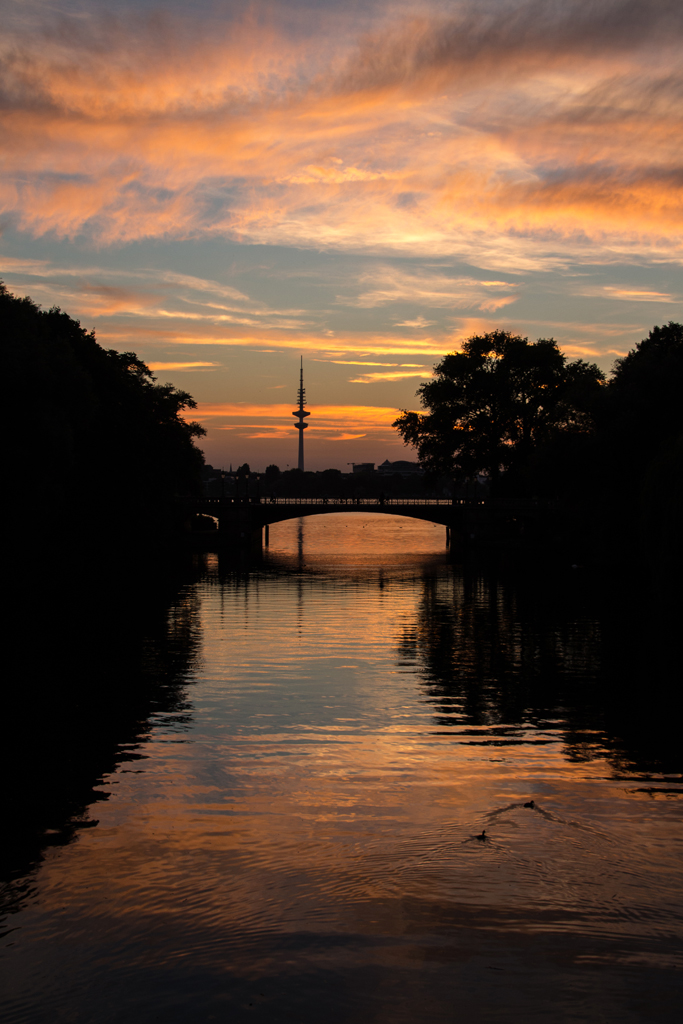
[292,357,310,471]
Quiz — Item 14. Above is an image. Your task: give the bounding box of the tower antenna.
[292,356,310,471]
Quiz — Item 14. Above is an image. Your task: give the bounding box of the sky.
[2,0,683,471]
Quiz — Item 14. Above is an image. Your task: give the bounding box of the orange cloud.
[323,360,427,367]
[148,361,219,370]
[94,324,454,358]
[3,2,683,268]
[575,285,681,303]
[348,370,431,384]
[192,401,403,442]
[196,402,400,423]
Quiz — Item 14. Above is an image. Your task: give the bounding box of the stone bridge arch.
[184,496,522,553]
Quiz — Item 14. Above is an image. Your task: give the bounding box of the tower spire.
[292,356,310,471]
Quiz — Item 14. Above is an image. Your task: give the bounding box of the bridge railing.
[196,496,481,507]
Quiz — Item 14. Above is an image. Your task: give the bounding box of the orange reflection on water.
[3,516,682,1022]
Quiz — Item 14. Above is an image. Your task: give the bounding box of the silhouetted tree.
[599,322,683,575]
[2,283,205,548]
[605,321,683,466]
[393,330,604,490]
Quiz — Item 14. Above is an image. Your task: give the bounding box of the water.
[2,514,682,1023]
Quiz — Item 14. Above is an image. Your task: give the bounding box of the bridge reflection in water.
[187,496,546,553]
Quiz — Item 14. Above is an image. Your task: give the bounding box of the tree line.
[2,283,205,553]
[6,275,681,572]
[393,326,683,568]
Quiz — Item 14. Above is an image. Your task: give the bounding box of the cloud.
[194,401,402,440]
[93,322,452,357]
[155,272,251,304]
[3,2,683,268]
[394,317,437,328]
[0,255,51,273]
[281,165,389,185]
[196,402,400,422]
[338,1,683,97]
[575,285,682,303]
[322,359,427,366]
[0,254,318,328]
[346,267,519,311]
[348,370,431,384]
[66,282,161,315]
[147,361,219,370]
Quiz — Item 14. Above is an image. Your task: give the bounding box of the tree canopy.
[393,331,604,484]
[604,321,683,459]
[2,282,205,545]
[598,322,683,572]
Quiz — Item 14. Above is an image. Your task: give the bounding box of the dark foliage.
[599,322,683,575]
[393,330,604,489]
[603,321,683,474]
[393,322,683,577]
[2,283,205,548]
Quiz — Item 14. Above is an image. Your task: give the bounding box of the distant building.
[377,460,423,476]
[351,462,375,474]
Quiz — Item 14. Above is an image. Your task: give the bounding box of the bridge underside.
[188,500,460,552]
[186,498,545,554]
[194,499,462,528]
[255,506,456,527]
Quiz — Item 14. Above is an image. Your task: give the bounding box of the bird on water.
[524,800,535,809]
[476,830,487,841]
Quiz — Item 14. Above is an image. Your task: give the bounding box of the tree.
[393,330,604,487]
[2,282,205,546]
[599,322,683,573]
[605,321,683,457]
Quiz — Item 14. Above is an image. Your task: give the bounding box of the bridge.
[185,496,546,552]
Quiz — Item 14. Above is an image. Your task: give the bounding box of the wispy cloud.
[394,317,437,328]
[194,401,402,441]
[348,370,431,384]
[575,285,682,303]
[0,254,317,328]
[3,1,683,268]
[322,359,427,366]
[94,323,452,358]
[155,272,251,304]
[345,267,519,311]
[147,361,219,371]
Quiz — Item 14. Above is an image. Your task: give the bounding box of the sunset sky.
[3,0,682,470]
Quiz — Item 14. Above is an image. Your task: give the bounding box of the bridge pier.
[207,504,264,555]
[220,523,263,555]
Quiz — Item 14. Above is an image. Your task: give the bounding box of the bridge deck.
[190,496,474,530]
[188,495,543,529]
[185,495,548,549]
[197,497,476,508]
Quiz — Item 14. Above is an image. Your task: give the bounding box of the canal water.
[2,514,682,1023]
